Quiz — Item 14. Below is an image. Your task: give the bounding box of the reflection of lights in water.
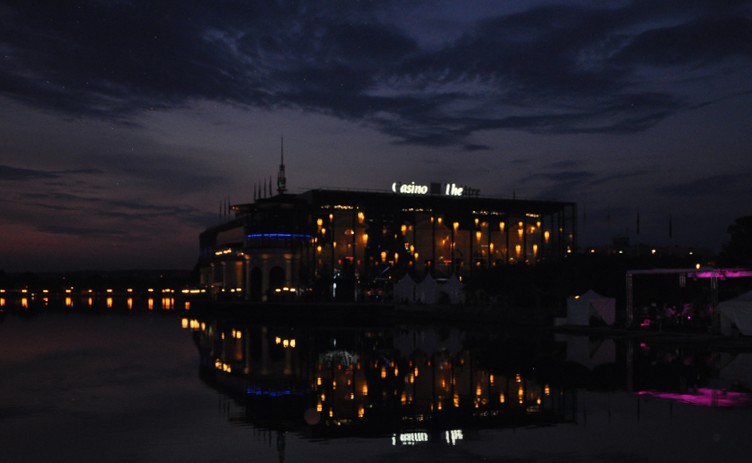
[445,429,463,446]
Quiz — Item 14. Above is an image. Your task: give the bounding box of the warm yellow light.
[401,224,407,234]
[515,244,521,256]
[362,384,369,396]
[317,402,323,412]
[290,339,296,348]
[317,218,323,227]
[544,230,550,243]
[357,211,365,224]
[275,336,282,344]
[362,233,368,245]
[489,374,495,386]
[181,318,189,329]
[381,367,387,379]
[475,218,479,226]
[475,230,482,241]
[544,384,550,396]
[380,251,387,262]
[437,217,443,224]
[500,222,505,232]
[500,393,505,404]
[320,227,326,235]
[453,221,459,230]
[533,243,538,255]
[476,385,482,396]
[358,405,365,418]
[695,263,701,270]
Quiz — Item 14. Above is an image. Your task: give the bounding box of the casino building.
[197,154,576,302]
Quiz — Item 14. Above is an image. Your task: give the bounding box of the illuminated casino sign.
[391,181,479,198]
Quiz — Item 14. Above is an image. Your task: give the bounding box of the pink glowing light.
[638,388,752,407]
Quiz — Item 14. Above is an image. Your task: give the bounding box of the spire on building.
[277,136,287,194]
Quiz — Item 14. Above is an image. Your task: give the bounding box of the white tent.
[719,290,752,336]
[440,273,464,304]
[562,290,616,326]
[394,273,417,303]
[416,274,439,304]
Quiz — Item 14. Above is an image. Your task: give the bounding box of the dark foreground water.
[3,308,752,462]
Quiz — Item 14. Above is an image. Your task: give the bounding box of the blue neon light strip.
[246,233,313,239]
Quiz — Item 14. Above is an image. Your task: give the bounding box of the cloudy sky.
[1,0,751,272]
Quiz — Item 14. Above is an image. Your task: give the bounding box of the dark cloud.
[655,173,752,198]
[0,165,58,181]
[36,224,128,238]
[614,16,752,67]
[0,1,750,149]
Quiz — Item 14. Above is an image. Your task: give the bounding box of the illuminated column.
[244,256,252,300]
[233,261,243,290]
[284,254,293,286]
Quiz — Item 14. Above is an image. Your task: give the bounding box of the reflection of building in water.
[197,155,576,302]
[188,317,577,439]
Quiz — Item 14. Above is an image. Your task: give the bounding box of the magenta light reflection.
[638,388,752,407]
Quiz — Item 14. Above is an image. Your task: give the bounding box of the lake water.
[3,305,752,462]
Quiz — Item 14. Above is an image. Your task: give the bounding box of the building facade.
[198,181,576,302]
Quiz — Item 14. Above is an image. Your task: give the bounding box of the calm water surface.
[2,307,752,462]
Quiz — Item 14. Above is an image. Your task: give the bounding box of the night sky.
[1,1,751,272]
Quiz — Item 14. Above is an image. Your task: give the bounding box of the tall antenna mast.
[277,135,287,194]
